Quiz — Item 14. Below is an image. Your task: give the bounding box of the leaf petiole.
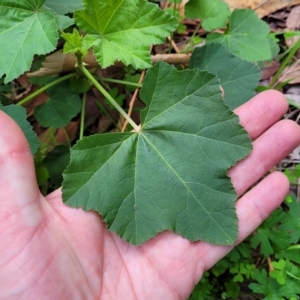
[79,92,87,140]
[18,73,77,106]
[95,76,142,88]
[79,65,140,132]
[269,37,300,88]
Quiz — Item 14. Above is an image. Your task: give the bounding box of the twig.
[269,37,300,88]
[167,36,186,69]
[121,72,145,132]
[267,257,274,272]
[167,36,180,53]
[27,52,191,77]
[254,0,271,10]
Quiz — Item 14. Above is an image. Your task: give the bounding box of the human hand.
[0,90,299,299]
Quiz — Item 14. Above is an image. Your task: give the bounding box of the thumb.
[0,110,42,225]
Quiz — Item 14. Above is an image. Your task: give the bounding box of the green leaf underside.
[0,0,73,83]
[206,9,271,62]
[45,0,83,14]
[185,0,230,31]
[190,44,261,109]
[62,62,252,245]
[75,0,178,69]
[34,87,82,128]
[0,104,39,155]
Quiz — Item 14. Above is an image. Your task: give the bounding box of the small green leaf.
[124,73,141,92]
[276,248,300,265]
[189,272,213,300]
[45,0,83,14]
[104,88,125,109]
[272,259,286,271]
[279,196,300,243]
[185,0,230,31]
[212,259,230,276]
[251,268,300,298]
[190,44,261,109]
[75,0,178,69]
[251,230,291,258]
[68,77,90,94]
[44,145,70,187]
[61,28,87,56]
[249,269,269,295]
[233,273,243,283]
[34,86,81,128]
[0,80,12,106]
[224,281,240,299]
[250,209,291,257]
[0,104,39,155]
[206,9,271,62]
[35,156,50,186]
[270,259,287,285]
[0,0,73,83]
[230,264,239,274]
[270,270,286,285]
[228,243,252,262]
[62,62,252,245]
[268,34,280,58]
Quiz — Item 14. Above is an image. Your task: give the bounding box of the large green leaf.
[185,0,230,31]
[63,62,252,245]
[34,86,81,128]
[0,0,73,83]
[206,9,271,62]
[75,0,178,69]
[190,44,261,109]
[0,104,39,155]
[45,0,83,14]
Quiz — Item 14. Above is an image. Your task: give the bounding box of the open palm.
[0,91,299,300]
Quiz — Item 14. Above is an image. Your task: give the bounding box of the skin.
[0,90,299,300]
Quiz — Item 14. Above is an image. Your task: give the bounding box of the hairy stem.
[122,70,145,132]
[17,73,77,106]
[96,76,142,88]
[79,92,87,140]
[79,65,139,131]
[269,37,300,88]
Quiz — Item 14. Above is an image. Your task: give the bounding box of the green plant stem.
[287,98,300,109]
[96,76,142,88]
[18,73,77,106]
[269,38,300,88]
[39,127,57,152]
[79,92,87,140]
[173,0,177,16]
[62,127,71,148]
[287,244,300,250]
[190,22,202,41]
[79,65,139,131]
[40,127,55,144]
[286,271,300,281]
[168,0,177,54]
